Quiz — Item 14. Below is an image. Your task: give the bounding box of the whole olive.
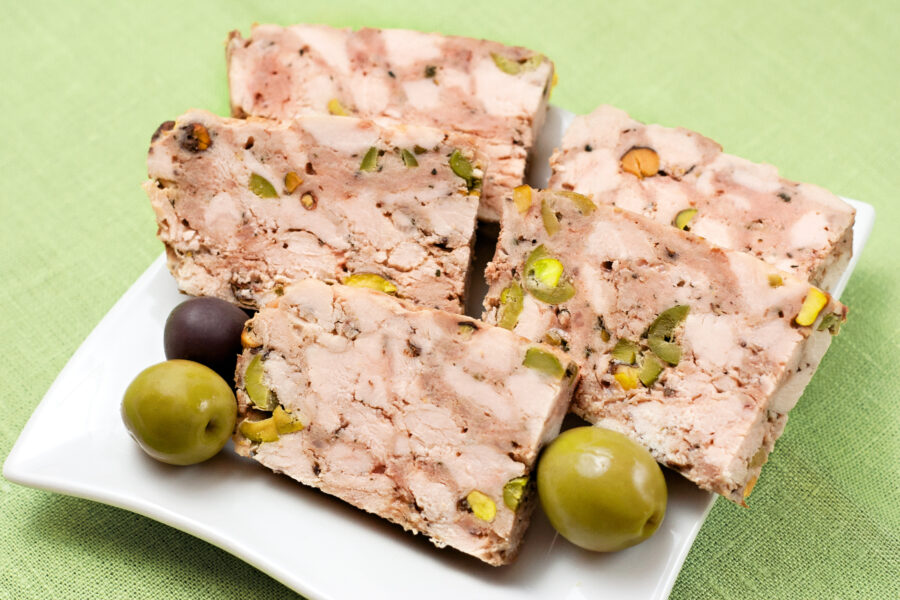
[537,426,667,552]
[164,297,248,383]
[121,360,237,465]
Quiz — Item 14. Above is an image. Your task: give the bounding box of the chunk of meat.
[483,188,848,503]
[234,280,578,565]
[144,110,485,312]
[548,105,855,289]
[227,25,555,222]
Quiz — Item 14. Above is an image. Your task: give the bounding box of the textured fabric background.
[1,1,897,598]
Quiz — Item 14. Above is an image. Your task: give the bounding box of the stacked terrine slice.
[483,188,846,503]
[145,110,486,313]
[548,105,856,289]
[227,24,555,222]
[233,279,578,565]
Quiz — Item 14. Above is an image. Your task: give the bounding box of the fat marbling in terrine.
[226,24,555,222]
[144,109,486,313]
[482,187,847,503]
[232,279,578,565]
[548,105,855,289]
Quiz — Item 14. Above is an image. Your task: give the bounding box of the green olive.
[537,426,667,552]
[523,245,575,304]
[121,360,237,465]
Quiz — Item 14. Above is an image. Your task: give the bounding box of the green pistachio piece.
[795,287,828,326]
[817,312,844,335]
[449,150,479,191]
[552,190,597,215]
[748,446,769,469]
[272,405,304,435]
[523,245,576,304]
[674,208,697,230]
[490,52,544,75]
[239,417,279,443]
[360,147,379,172]
[342,273,398,294]
[327,98,349,116]
[544,330,563,346]
[540,191,595,235]
[648,335,682,366]
[596,317,611,342]
[638,352,665,386]
[400,148,418,167]
[300,193,317,210]
[283,171,303,194]
[249,173,278,198]
[541,197,561,236]
[768,274,784,288]
[513,185,532,214]
[614,365,641,390]
[523,347,566,380]
[245,354,276,411]
[647,305,690,339]
[503,476,529,511]
[466,490,496,522]
[458,322,477,337]
[497,282,524,330]
[610,338,640,364]
[531,258,564,287]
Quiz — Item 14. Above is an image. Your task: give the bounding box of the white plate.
[4,107,874,600]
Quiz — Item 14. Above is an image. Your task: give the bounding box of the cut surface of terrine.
[144,109,486,313]
[227,24,555,222]
[482,187,847,503]
[548,105,855,289]
[233,280,578,565]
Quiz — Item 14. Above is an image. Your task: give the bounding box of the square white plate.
[4,107,874,600]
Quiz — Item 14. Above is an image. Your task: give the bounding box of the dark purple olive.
[164,297,248,383]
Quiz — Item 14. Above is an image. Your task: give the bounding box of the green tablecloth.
[2,1,897,598]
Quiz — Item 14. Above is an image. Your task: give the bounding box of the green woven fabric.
[2,1,897,598]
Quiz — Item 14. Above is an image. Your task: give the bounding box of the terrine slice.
[226,24,555,222]
[233,280,578,565]
[144,109,486,313]
[482,187,848,503]
[548,105,855,289]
